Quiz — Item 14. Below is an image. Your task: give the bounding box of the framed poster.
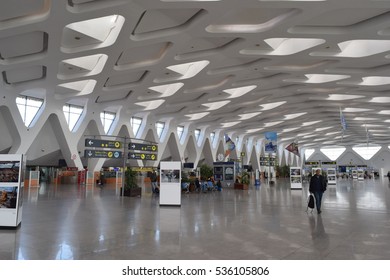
[327,168,337,185]
[159,161,181,206]
[290,167,302,189]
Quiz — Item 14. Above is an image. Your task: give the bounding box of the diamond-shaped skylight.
[304,74,350,83]
[155,60,209,82]
[223,85,257,98]
[221,121,241,128]
[264,121,283,127]
[315,126,333,132]
[352,145,381,160]
[242,38,325,56]
[202,100,230,110]
[246,128,263,133]
[185,112,209,120]
[327,94,365,101]
[135,99,165,110]
[148,83,184,98]
[336,40,390,58]
[282,127,300,132]
[284,112,307,120]
[343,108,372,113]
[239,112,261,120]
[369,97,390,103]
[302,120,322,126]
[62,15,124,52]
[360,76,390,86]
[260,101,286,110]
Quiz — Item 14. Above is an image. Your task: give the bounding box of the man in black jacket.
[309,169,327,214]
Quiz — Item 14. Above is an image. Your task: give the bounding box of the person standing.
[309,169,327,214]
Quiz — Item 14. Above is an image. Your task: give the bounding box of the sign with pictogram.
[84,150,122,158]
[85,139,122,149]
[128,152,157,161]
[128,143,158,152]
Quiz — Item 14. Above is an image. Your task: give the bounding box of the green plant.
[241,171,250,185]
[199,164,213,180]
[125,168,139,190]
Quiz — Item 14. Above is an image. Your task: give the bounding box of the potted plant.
[234,171,250,190]
[199,164,213,181]
[121,168,142,197]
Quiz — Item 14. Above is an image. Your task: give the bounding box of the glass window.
[352,146,381,160]
[63,104,83,131]
[304,148,315,160]
[320,147,346,161]
[210,132,215,143]
[177,126,184,140]
[16,96,44,127]
[131,117,142,136]
[100,111,116,134]
[194,129,201,142]
[156,121,165,139]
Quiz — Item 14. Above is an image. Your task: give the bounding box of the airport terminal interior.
[1,0,390,260]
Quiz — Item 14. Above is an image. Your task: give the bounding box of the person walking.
[309,169,327,214]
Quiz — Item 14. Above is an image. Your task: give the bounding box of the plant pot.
[234,183,249,190]
[120,187,142,197]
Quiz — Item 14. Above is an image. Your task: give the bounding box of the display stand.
[159,161,181,206]
[326,168,337,185]
[213,162,235,187]
[29,170,39,187]
[0,154,25,227]
[290,167,302,189]
[352,169,358,179]
[357,169,364,180]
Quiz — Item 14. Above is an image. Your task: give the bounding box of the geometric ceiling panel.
[67,0,124,12]
[61,15,124,53]
[104,71,148,88]
[58,54,108,80]
[0,0,49,25]
[2,0,390,147]
[55,80,96,99]
[298,9,388,27]
[115,42,171,70]
[241,38,325,56]
[2,65,46,85]
[0,31,48,62]
[206,8,299,33]
[132,9,202,35]
[95,90,132,104]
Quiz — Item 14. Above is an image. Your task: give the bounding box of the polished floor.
[1,177,390,260]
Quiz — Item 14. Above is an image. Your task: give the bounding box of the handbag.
[306,193,315,213]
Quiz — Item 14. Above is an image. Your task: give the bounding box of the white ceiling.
[2,0,390,148]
